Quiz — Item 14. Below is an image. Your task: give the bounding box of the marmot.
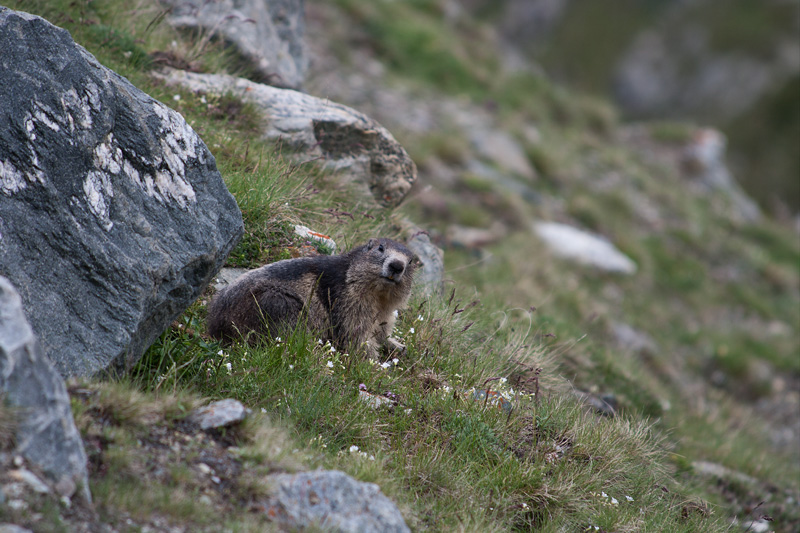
[207,238,417,357]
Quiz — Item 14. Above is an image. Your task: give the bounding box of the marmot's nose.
[387,259,405,278]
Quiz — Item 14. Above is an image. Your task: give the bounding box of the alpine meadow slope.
[1,0,798,532]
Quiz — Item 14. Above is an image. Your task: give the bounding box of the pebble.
[188,399,251,430]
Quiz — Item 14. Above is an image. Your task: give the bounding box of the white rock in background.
[469,128,536,180]
[533,221,637,274]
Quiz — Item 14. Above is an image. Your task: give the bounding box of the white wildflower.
[173,94,181,101]
[288,364,294,370]
[625,495,634,502]
[416,314,424,321]
[392,358,400,365]
[326,361,334,368]
[261,407,267,414]
[611,497,619,505]
[601,492,608,499]
[409,327,415,334]
[275,336,282,342]
[349,445,359,453]
[380,362,391,369]
[225,362,232,374]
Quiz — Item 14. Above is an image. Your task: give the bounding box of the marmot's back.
[207,238,416,354]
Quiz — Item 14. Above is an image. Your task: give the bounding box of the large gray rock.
[159,0,308,89]
[0,277,90,502]
[157,69,417,207]
[0,8,243,376]
[264,470,410,532]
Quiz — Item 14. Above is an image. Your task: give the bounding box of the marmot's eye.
[378,244,385,253]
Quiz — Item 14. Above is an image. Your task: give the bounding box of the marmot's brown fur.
[207,238,417,356]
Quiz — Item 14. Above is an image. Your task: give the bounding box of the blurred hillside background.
[462,0,800,215]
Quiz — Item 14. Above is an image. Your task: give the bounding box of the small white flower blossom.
[601,492,608,499]
[326,361,334,368]
[173,94,181,101]
[288,364,294,370]
[217,350,224,356]
[225,362,232,373]
[349,445,359,453]
[409,327,415,334]
[625,495,634,502]
[611,497,619,505]
[392,358,400,365]
[416,315,424,321]
[275,337,282,342]
[380,362,391,369]
[261,407,267,414]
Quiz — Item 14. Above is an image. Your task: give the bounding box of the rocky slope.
[1,0,797,531]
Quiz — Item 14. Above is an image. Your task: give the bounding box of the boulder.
[264,470,410,532]
[0,8,243,376]
[400,219,445,297]
[0,277,90,502]
[159,0,308,89]
[533,221,637,275]
[156,69,417,207]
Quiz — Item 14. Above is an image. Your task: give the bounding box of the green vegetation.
[5,0,798,531]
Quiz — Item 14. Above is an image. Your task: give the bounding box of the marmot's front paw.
[385,337,406,356]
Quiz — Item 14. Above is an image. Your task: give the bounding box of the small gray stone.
[264,470,409,533]
[469,129,536,180]
[188,399,252,430]
[212,268,250,292]
[8,469,50,494]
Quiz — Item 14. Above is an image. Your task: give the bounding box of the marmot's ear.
[367,239,376,250]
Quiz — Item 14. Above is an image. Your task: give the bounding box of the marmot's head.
[354,238,417,291]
